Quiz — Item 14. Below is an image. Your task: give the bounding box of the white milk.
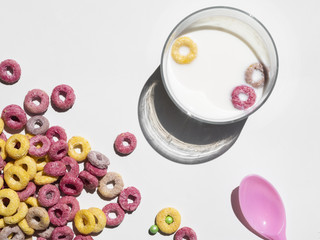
[165,28,267,122]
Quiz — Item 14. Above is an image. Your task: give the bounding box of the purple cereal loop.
[102,203,125,227]
[37,237,47,240]
[51,226,74,240]
[118,186,141,212]
[74,235,94,240]
[48,140,68,161]
[37,225,54,239]
[48,203,70,226]
[43,161,66,177]
[58,196,80,221]
[114,132,137,155]
[1,104,27,131]
[38,184,60,208]
[17,182,36,201]
[29,135,51,157]
[59,174,83,196]
[46,126,67,144]
[85,161,107,177]
[0,59,21,84]
[51,84,76,111]
[174,227,197,240]
[245,62,265,88]
[24,89,50,115]
[87,150,110,169]
[78,170,99,190]
[0,225,25,240]
[25,115,50,136]
[61,156,79,177]
[0,132,7,141]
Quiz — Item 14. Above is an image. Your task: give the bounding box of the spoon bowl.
[239,175,286,240]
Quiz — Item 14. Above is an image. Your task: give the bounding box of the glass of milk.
[161,6,278,124]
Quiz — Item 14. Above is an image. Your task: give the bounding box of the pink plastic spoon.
[239,175,286,240]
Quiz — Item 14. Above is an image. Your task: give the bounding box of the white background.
[0,0,319,239]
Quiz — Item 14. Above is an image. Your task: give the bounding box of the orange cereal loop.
[171,36,197,64]
[68,136,91,162]
[156,207,181,235]
[0,139,6,160]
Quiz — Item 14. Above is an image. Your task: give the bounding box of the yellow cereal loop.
[0,189,20,216]
[4,202,28,224]
[156,207,181,234]
[74,209,96,235]
[34,155,49,171]
[171,36,197,64]
[24,197,39,208]
[18,218,35,235]
[34,171,58,185]
[0,118,4,133]
[0,139,7,160]
[88,207,107,233]
[68,136,91,162]
[4,165,29,191]
[5,134,30,160]
[3,161,13,172]
[0,177,3,190]
[14,156,37,180]
[0,218,5,228]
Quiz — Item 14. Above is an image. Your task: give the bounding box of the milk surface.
[166,28,265,122]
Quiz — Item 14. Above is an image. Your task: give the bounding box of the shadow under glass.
[138,67,247,164]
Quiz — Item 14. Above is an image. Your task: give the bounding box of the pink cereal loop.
[51,226,74,240]
[0,59,21,84]
[38,184,60,208]
[17,182,36,201]
[231,85,256,110]
[48,140,68,161]
[43,161,66,177]
[58,196,80,221]
[114,132,137,155]
[1,104,27,130]
[85,161,107,177]
[174,227,197,240]
[51,84,76,111]
[118,186,141,212]
[24,89,50,115]
[29,135,51,158]
[48,203,70,226]
[74,235,94,240]
[102,203,125,227]
[61,156,79,177]
[78,170,99,190]
[46,126,67,144]
[59,174,83,196]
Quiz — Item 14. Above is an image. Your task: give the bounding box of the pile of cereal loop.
[0,67,140,240]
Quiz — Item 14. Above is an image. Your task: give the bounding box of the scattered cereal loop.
[156,207,181,235]
[0,59,21,85]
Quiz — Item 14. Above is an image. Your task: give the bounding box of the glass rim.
[160,6,279,125]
